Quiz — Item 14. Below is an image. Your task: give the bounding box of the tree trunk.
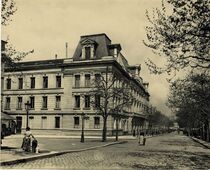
[115,118,119,141]
[187,128,191,136]
[202,124,205,140]
[102,117,107,142]
[205,119,210,142]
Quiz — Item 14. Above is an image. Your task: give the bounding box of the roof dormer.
[80,38,98,60]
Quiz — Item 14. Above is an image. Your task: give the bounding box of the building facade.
[2,34,150,136]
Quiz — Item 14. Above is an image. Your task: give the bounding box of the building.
[1,40,17,137]
[2,33,150,136]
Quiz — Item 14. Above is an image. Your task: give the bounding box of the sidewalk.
[5,134,136,139]
[191,137,210,149]
[1,134,128,166]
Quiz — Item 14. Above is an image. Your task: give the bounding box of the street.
[2,133,210,169]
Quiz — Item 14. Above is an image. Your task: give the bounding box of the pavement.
[1,133,210,167]
[1,133,210,169]
[191,137,210,149]
[1,134,133,166]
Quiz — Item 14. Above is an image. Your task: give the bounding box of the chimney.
[143,82,149,90]
[66,42,68,58]
[135,64,141,76]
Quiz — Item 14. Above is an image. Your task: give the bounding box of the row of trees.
[168,73,210,141]
[145,0,210,141]
[148,108,174,134]
[89,66,174,141]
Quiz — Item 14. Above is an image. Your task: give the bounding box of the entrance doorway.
[16,116,22,133]
[55,117,60,128]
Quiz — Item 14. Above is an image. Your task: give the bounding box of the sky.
[2,0,173,116]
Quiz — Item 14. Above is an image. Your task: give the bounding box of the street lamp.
[80,112,89,143]
[25,101,31,129]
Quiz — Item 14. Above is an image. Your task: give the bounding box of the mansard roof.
[73,33,112,60]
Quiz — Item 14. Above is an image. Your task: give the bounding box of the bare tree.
[1,0,17,26]
[88,66,133,142]
[2,42,34,67]
[1,0,34,66]
[144,0,210,75]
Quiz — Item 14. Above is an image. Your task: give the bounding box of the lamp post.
[80,112,89,143]
[25,101,31,129]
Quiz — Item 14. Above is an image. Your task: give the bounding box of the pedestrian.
[133,129,136,137]
[138,132,144,145]
[21,127,36,152]
[32,138,38,153]
[143,133,146,146]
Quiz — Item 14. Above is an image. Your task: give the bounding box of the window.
[95,74,101,82]
[94,117,100,129]
[30,77,35,89]
[85,46,91,59]
[41,116,47,129]
[18,78,23,89]
[5,97,10,110]
[42,96,48,109]
[75,95,80,108]
[95,95,100,108]
[56,76,61,88]
[74,117,79,128]
[30,96,35,109]
[55,117,60,128]
[84,95,90,108]
[43,76,48,88]
[85,74,91,87]
[6,78,11,89]
[55,96,61,109]
[75,75,80,88]
[17,97,22,109]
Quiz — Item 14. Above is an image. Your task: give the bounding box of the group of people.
[21,127,39,153]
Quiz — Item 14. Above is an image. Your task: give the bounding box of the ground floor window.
[94,117,100,129]
[55,117,60,128]
[41,116,47,129]
[29,116,34,128]
[74,117,79,128]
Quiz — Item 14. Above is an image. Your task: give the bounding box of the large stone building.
[2,33,150,136]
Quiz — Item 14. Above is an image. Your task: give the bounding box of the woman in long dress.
[21,127,35,152]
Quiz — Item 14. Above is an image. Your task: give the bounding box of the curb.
[0,141,127,166]
[191,137,210,149]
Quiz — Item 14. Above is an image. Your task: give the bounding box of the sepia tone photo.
[1,0,210,169]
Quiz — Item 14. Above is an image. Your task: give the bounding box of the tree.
[168,73,210,141]
[2,42,34,67]
[1,0,17,26]
[88,66,133,142]
[144,0,210,75]
[1,0,34,66]
[148,109,173,133]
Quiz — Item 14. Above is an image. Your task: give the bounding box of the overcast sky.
[2,0,173,116]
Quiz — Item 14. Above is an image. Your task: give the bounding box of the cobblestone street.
[2,133,210,169]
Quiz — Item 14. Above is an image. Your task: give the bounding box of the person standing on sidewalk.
[143,132,146,145]
[138,132,144,145]
[21,127,36,152]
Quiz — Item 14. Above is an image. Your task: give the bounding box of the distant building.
[2,33,150,135]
